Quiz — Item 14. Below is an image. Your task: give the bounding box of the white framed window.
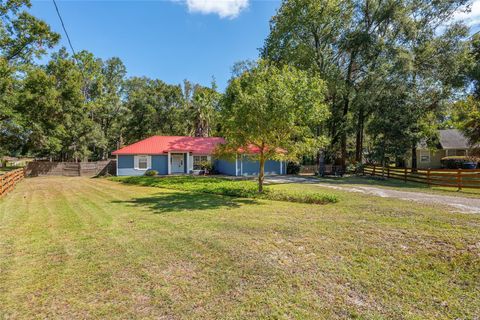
[134,155,151,170]
[193,155,209,170]
[420,150,430,163]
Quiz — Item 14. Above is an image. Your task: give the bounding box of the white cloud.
[182,0,249,19]
[453,0,480,26]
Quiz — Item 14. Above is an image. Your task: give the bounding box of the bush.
[265,190,338,204]
[287,162,301,174]
[144,169,158,176]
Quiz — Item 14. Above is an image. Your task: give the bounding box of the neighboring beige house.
[406,129,471,169]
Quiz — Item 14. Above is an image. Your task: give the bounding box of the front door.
[171,153,185,173]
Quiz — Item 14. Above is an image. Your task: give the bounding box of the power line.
[52,0,77,58]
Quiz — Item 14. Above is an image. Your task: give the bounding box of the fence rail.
[299,165,318,174]
[363,165,480,189]
[0,168,25,197]
[26,160,116,177]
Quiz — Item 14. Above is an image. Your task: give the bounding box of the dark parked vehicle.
[441,156,479,169]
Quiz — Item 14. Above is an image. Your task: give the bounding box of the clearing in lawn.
[0,176,479,319]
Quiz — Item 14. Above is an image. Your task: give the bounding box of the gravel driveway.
[265,176,480,214]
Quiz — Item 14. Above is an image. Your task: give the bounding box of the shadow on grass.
[112,191,260,214]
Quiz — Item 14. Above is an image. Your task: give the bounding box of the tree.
[220,60,329,192]
[123,77,185,143]
[451,34,480,156]
[16,66,64,158]
[182,79,221,137]
[452,97,480,156]
[0,0,59,157]
[95,57,127,159]
[262,0,470,168]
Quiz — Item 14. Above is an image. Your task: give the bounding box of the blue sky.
[29,0,480,91]
[29,0,281,91]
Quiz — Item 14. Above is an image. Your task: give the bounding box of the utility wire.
[52,0,77,58]
[52,0,88,100]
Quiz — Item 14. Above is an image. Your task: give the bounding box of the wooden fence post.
[387,167,390,178]
[372,165,376,176]
[427,169,431,186]
[457,169,462,191]
[404,168,407,182]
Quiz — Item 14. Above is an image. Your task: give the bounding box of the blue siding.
[117,154,284,177]
[117,155,168,176]
[240,156,282,176]
[152,155,168,175]
[117,155,145,176]
[215,159,237,176]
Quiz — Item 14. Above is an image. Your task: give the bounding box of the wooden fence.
[299,165,318,174]
[0,168,25,197]
[363,165,480,189]
[26,160,116,177]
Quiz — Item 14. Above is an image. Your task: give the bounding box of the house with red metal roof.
[111,136,286,176]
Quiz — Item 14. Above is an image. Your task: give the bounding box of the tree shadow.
[112,191,260,214]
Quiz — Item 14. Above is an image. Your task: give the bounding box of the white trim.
[170,153,185,174]
[186,152,190,174]
[188,154,194,172]
[134,155,151,170]
[235,154,238,176]
[192,155,211,171]
[240,155,243,176]
[167,152,171,174]
[116,154,118,176]
[419,150,430,163]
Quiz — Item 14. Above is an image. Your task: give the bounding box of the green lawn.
[0,177,479,319]
[312,175,480,198]
[111,175,338,204]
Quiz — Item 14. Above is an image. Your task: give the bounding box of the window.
[420,151,430,163]
[193,155,209,170]
[135,155,150,170]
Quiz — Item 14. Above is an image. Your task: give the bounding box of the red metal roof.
[112,136,287,156]
[112,136,226,155]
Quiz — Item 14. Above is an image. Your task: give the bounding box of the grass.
[0,166,22,174]
[1,176,479,318]
[110,175,338,205]
[312,175,480,198]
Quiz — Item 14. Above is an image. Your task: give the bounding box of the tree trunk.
[355,107,364,163]
[340,95,349,170]
[340,51,356,170]
[258,152,265,193]
[411,145,417,172]
[381,139,386,179]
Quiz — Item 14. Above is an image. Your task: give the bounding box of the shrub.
[287,162,301,174]
[144,169,158,176]
[110,176,338,205]
[265,190,338,204]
